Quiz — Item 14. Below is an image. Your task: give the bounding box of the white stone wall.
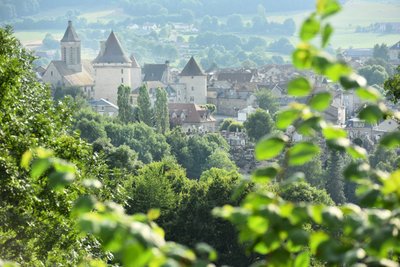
[130,67,142,91]
[42,63,63,87]
[179,75,207,105]
[94,63,133,104]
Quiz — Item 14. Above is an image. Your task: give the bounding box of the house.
[88,98,119,116]
[92,31,141,105]
[169,103,216,133]
[373,119,399,133]
[238,106,256,122]
[42,21,95,97]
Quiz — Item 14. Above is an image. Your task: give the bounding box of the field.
[13,0,400,58]
[267,0,400,48]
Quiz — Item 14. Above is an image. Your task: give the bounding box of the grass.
[267,0,400,48]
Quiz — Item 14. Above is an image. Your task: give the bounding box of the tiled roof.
[143,64,168,81]
[390,41,400,50]
[169,103,215,123]
[89,98,119,109]
[93,31,131,64]
[61,21,80,42]
[180,56,205,76]
[51,60,94,86]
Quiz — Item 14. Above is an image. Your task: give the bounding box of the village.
[36,20,400,171]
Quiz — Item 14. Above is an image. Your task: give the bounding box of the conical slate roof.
[130,55,140,68]
[94,31,131,64]
[61,21,80,42]
[180,56,205,76]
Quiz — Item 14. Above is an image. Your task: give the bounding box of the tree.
[255,88,279,115]
[117,84,133,124]
[268,37,294,54]
[324,151,346,204]
[206,149,237,171]
[384,65,400,103]
[373,43,390,61]
[219,118,235,131]
[76,118,106,143]
[226,14,244,32]
[153,87,169,134]
[137,85,153,126]
[243,109,274,141]
[358,65,389,85]
[279,181,334,205]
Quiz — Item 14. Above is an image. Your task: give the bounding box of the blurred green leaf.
[147,209,160,221]
[288,142,320,166]
[255,136,287,160]
[276,109,300,129]
[48,171,74,191]
[253,166,279,183]
[344,162,370,182]
[346,145,367,160]
[247,216,269,234]
[292,44,315,69]
[309,92,332,111]
[356,87,381,102]
[288,77,312,97]
[358,105,383,124]
[30,158,51,179]
[317,0,341,18]
[322,125,347,140]
[322,24,333,47]
[294,251,310,267]
[300,14,320,41]
[72,195,97,217]
[21,150,32,170]
[325,62,352,81]
[380,131,400,149]
[339,73,367,89]
[298,116,322,136]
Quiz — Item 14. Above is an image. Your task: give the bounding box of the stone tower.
[179,56,207,105]
[93,31,141,104]
[60,20,82,72]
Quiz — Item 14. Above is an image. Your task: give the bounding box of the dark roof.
[61,21,80,42]
[390,41,400,50]
[93,31,131,64]
[143,64,168,81]
[217,72,254,83]
[180,56,205,76]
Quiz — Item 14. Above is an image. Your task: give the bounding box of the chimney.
[99,41,106,57]
[68,20,72,27]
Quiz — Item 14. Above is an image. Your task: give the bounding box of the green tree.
[279,181,334,205]
[206,149,237,171]
[384,65,400,103]
[137,85,153,126]
[373,43,390,61]
[358,65,389,85]
[117,84,133,124]
[153,87,169,134]
[324,151,346,204]
[243,108,274,141]
[76,118,107,143]
[219,118,234,131]
[255,88,279,115]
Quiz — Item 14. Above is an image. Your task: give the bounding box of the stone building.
[93,31,141,104]
[41,21,94,97]
[178,56,207,104]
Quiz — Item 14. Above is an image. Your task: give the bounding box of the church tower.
[60,20,82,72]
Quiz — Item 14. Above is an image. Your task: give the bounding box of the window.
[130,96,133,104]
[70,47,73,64]
[51,71,53,76]
[191,86,194,91]
[121,78,124,83]
[77,47,80,63]
[63,47,66,62]
[91,87,94,92]
[121,69,124,74]
[190,96,194,102]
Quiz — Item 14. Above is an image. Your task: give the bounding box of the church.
[41,21,207,106]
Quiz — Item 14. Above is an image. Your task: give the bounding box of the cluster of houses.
[38,21,399,146]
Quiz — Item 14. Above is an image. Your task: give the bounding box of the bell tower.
[60,20,82,72]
